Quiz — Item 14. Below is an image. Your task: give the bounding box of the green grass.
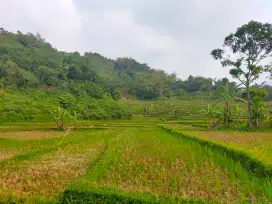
[161,126,272,176]
[0,121,272,203]
[67,128,271,203]
[0,129,114,202]
[160,123,272,165]
[125,99,272,125]
[183,130,272,165]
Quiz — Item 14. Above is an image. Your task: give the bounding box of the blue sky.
[0,0,272,82]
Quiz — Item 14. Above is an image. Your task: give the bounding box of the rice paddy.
[0,121,271,203]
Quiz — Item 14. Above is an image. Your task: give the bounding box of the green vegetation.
[182,130,272,165]
[161,126,272,176]
[0,123,272,203]
[0,128,112,202]
[0,21,272,203]
[0,89,132,122]
[211,21,272,127]
[1,24,272,124]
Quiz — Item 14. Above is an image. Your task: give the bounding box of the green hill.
[0,28,227,101]
[0,28,271,122]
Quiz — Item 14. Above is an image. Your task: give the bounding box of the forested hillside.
[0,28,235,99]
[0,28,271,122]
[0,29,134,121]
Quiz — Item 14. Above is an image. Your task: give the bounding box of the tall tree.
[211,21,272,127]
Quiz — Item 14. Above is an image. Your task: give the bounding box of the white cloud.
[77,8,174,64]
[0,0,271,82]
[0,0,81,51]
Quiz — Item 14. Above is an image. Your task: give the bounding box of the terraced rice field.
[0,121,271,203]
[181,131,272,164]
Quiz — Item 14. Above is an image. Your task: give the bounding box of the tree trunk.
[246,83,252,128]
[225,101,231,124]
[256,117,259,128]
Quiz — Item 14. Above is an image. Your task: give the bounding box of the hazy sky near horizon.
[0,0,272,80]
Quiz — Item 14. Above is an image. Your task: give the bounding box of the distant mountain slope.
[0,28,229,101]
[1,28,271,102]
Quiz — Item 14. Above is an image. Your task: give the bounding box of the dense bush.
[61,190,155,204]
[60,188,204,204]
[0,89,132,122]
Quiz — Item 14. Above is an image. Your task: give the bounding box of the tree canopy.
[0,27,256,101]
[211,21,272,127]
[0,27,272,122]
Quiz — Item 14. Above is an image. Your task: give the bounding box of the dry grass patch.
[183,131,272,164]
[0,143,105,199]
[184,131,272,145]
[0,152,13,160]
[0,131,64,140]
[91,130,266,203]
[102,150,244,203]
[0,131,71,161]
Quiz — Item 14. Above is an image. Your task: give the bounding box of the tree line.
[1,27,271,102]
[0,23,271,125]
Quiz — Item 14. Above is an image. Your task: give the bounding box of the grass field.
[183,130,272,165]
[0,120,272,203]
[162,121,272,165]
